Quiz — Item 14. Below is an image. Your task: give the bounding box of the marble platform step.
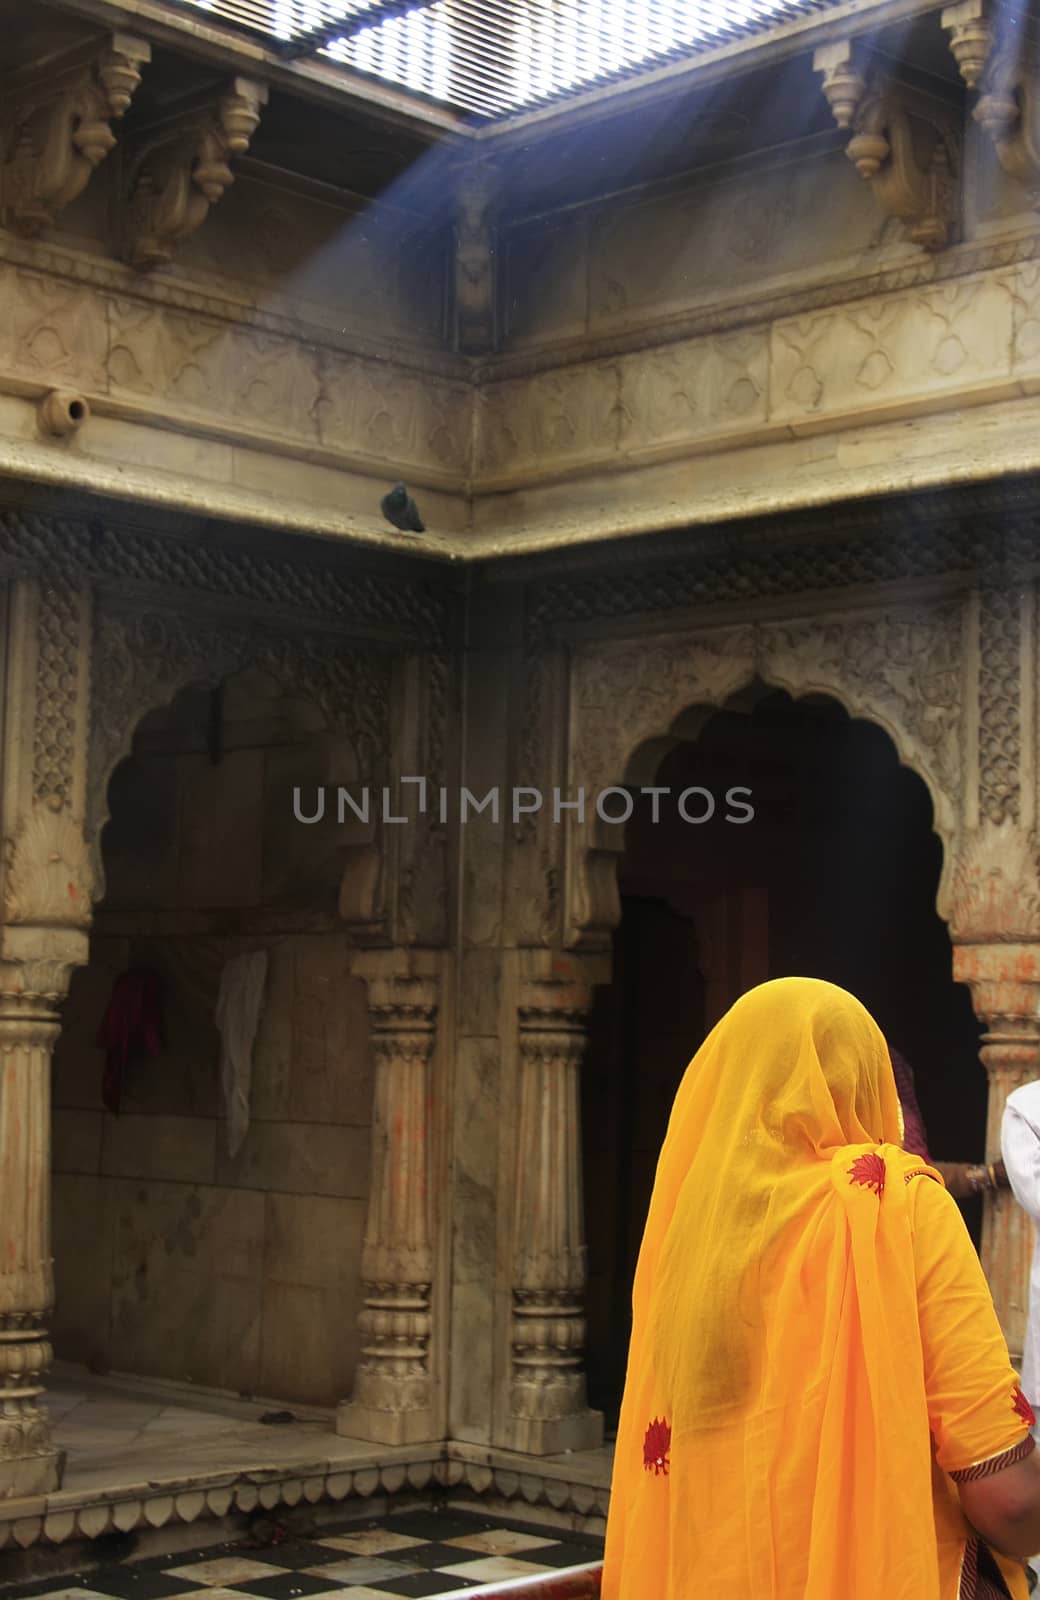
[0,1507,603,1600]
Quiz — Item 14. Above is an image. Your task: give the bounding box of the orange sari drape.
[601,977,1031,1600]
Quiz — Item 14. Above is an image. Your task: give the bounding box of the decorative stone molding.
[0,34,150,236]
[951,940,1040,1355]
[453,156,497,355]
[123,77,267,270]
[814,43,960,249]
[504,967,603,1455]
[0,1444,609,1553]
[338,951,440,1445]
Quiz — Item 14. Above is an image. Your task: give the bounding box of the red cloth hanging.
[96,969,163,1114]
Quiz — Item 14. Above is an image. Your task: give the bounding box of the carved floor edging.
[0,1440,611,1553]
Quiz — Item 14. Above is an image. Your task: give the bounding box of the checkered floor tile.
[1,1509,603,1600]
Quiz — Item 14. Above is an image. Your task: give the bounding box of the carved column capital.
[947,821,1040,945]
[814,44,960,249]
[0,33,150,236]
[122,76,268,270]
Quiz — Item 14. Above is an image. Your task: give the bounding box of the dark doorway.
[581,688,985,1429]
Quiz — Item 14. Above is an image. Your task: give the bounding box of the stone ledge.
[0,1439,614,1558]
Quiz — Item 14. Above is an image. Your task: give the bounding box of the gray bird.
[381,482,425,533]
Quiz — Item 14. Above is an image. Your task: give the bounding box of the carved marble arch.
[85,608,391,905]
[564,608,964,948]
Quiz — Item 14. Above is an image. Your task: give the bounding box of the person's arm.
[932,1160,1011,1202]
[957,1450,1040,1559]
[910,1174,1040,1559]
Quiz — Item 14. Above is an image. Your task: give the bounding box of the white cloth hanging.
[215,949,268,1159]
[1000,1078,1040,1581]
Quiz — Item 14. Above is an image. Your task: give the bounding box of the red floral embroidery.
[643,1416,671,1475]
[848,1151,886,1197]
[1014,1385,1036,1428]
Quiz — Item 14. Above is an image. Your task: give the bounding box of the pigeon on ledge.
[381,482,425,533]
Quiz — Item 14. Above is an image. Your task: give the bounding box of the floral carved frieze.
[0,33,150,236]
[122,77,267,271]
[814,42,960,250]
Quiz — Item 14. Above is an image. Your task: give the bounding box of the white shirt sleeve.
[1001,1098,1040,1224]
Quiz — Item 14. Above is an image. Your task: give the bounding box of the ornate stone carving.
[0,34,150,236]
[562,603,962,945]
[338,955,440,1446]
[454,158,496,355]
[948,821,1040,942]
[87,608,393,848]
[0,991,64,1498]
[123,78,267,270]
[572,627,754,799]
[505,978,602,1455]
[3,808,94,926]
[979,584,1022,825]
[759,605,963,805]
[944,3,1040,207]
[33,574,85,812]
[941,0,991,90]
[815,44,960,249]
[524,500,1007,634]
[0,509,449,645]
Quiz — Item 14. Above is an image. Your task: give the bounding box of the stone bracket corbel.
[122,76,268,270]
[814,40,960,249]
[0,32,150,236]
[943,0,1040,207]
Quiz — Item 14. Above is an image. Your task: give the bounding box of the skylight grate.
[167,0,852,119]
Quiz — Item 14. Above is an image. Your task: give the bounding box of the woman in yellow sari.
[602,977,1040,1599]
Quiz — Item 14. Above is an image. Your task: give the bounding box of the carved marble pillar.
[505,972,603,1455]
[952,939,1040,1359]
[0,990,63,1497]
[337,951,440,1445]
[0,576,94,1497]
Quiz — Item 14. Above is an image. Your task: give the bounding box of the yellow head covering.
[602,976,949,1599]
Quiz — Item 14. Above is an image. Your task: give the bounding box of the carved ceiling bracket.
[122,76,268,271]
[814,40,960,250]
[452,152,499,356]
[0,33,150,236]
[943,0,1040,207]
